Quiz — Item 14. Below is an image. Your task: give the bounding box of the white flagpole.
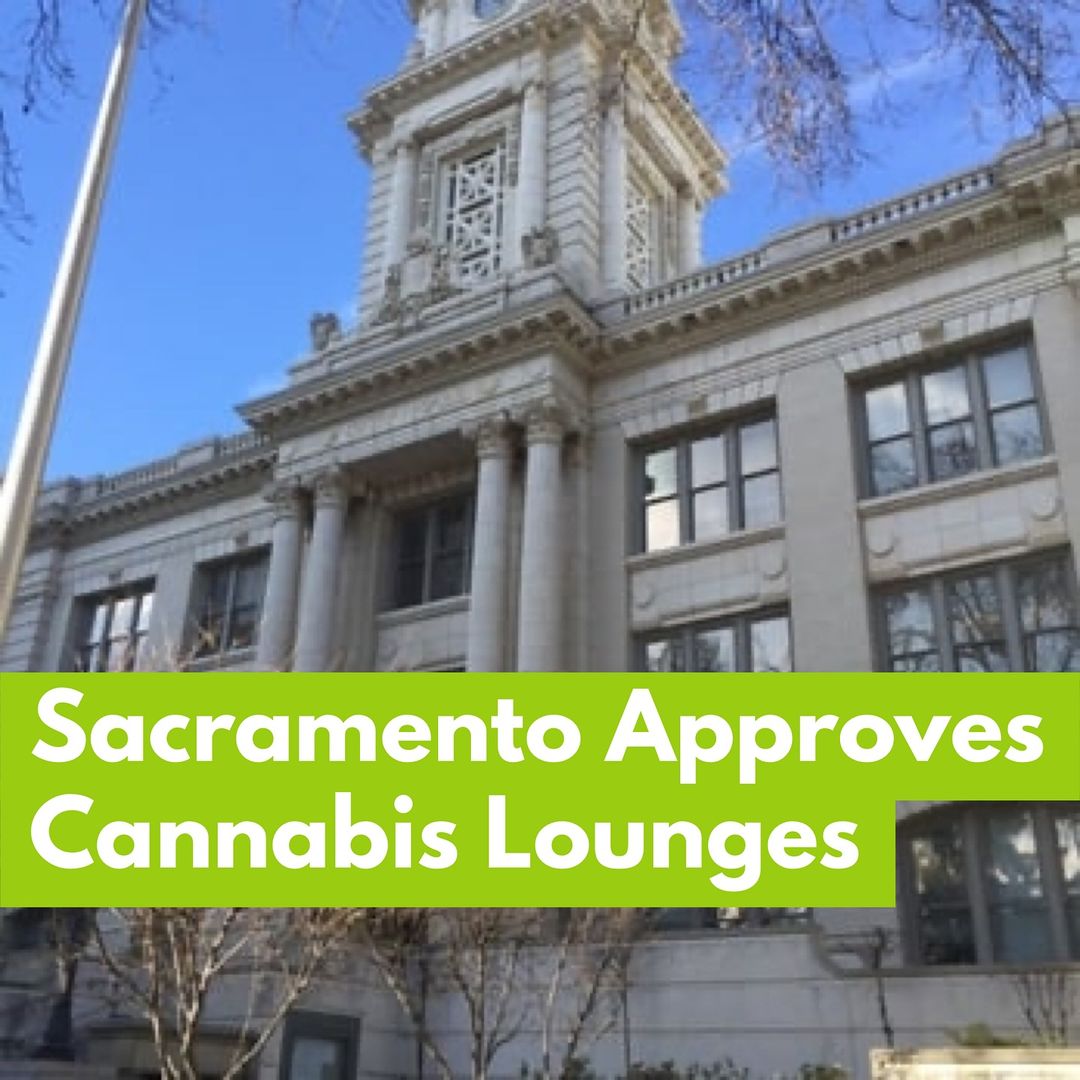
[0,0,147,640]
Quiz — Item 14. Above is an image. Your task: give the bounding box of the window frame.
[389,492,476,612]
[898,802,1080,968]
[856,338,1050,500]
[69,581,156,673]
[278,1010,360,1080]
[638,606,793,673]
[189,549,270,660]
[874,550,1080,673]
[637,412,783,555]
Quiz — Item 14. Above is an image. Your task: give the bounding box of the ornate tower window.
[626,180,655,290]
[443,144,506,285]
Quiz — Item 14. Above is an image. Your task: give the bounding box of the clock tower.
[349,0,726,324]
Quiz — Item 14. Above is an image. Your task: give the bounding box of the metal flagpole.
[0,0,147,640]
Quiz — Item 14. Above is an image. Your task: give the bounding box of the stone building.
[2,0,1080,1076]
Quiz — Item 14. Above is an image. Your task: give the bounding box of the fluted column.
[293,469,350,672]
[256,482,306,671]
[601,93,628,291]
[517,404,566,672]
[466,416,514,672]
[517,79,548,244]
[677,190,701,274]
[384,138,417,274]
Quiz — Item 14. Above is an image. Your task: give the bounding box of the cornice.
[239,288,599,437]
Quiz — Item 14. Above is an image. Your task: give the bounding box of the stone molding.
[262,481,307,522]
[311,467,352,510]
[465,413,516,459]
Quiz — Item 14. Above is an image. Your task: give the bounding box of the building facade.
[3,0,1080,1076]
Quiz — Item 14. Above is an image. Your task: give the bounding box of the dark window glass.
[910,820,976,965]
[392,495,474,610]
[1055,809,1080,958]
[984,808,1053,963]
[860,343,1045,497]
[879,552,1079,674]
[194,553,269,659]
[642,611,791,674]
[74,585,155,672]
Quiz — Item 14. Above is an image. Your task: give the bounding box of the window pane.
[739,419,777,475]
[910,821,976,965]
[983,347,1034,408]
[984,808,1053,963]
[430,553,466,601]
[928,419,977,481]
[692,487,728,541]
[398,512,427,562]
[434,501,469,557]
[922,365,971,426]
[395,560,425,609]
[690,435,726,488]
[110,597,136,639]
[743,473,782,528]
[646,638,684,672]
[865,382,911,441]
[1018,560,1077,632]
[869,437,917,496]
[1055,809,1080,957]
[644,448,677,500]
[646,499,680,552]
[136,592,154,633]
[751,615,791,672]
[87,602,109,646]
[885,588,939,669]
[991,403,1043,466]
[288,1035,347,1080]
[947,573,1007,672]
[693,627,735,673]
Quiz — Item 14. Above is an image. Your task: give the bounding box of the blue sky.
[0,2,1043,480]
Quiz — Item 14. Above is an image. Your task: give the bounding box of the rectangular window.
[192,551,269,659]
[392,494,474,610]
[877,551,1080,673]
[279,1012,359,1080]
[72,583,155,672]
[642,610,792,673]
[903,802,1080,967]
[859,342,1046,497]
[444,144,505,285]
[641,415,782,553]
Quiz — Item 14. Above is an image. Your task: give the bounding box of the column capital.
[263,481,306,522]
[522,76,547,99]
[311,467,351,511]
[464,413,515,460]
[519,400,570,447]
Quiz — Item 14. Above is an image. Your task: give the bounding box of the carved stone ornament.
[521,224,560,269]
[374,263,404,325]
[263,481,306,521]
[312,467,350,510]
[309,312,342,352]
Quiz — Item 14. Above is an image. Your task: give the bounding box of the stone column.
[517,79,548,244]
[256,482,306,671]
[601,93,628,291]
[421,0,447,53]
[466,416,514,672]
[677,190,701,275]
[384,138,417,274]
[517,404,566,671]
[293,469,350,672]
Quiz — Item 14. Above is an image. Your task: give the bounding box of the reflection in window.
[193,552,269,659]
[392,494,474,610]
[984,808,1051,963]
[910,819,976,965]
[878,551,1079,673]
[903,803,1080,966]
[643,611,791,673]
[860,342,1045,497]
[73,584,155,672]
[641,416,782,553]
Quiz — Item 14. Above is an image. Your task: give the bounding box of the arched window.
[899,802,1080,966]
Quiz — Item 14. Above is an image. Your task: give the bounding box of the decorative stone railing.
[86,432,270,499]
[600,163,999,323]
[830,166,995,242]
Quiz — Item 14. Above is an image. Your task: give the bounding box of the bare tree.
[359,907,646,1080]
[89,906,360,1080]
